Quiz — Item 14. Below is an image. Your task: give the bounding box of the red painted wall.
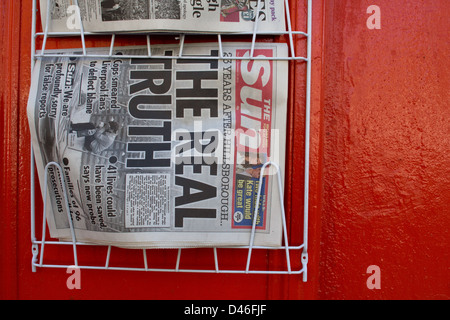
[319,0,449,299]
[1,0,448,300]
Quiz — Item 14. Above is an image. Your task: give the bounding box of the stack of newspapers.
[28,0,289,248]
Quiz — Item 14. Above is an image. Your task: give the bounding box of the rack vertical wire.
[30,0,312,281]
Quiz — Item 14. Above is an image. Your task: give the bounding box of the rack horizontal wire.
[30,0,312,282]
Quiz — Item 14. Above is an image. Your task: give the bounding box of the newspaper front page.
[28,43,288,248]
[41,0,286,33]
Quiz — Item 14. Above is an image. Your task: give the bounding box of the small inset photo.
[100,0,150,21]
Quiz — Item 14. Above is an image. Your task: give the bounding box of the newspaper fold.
[28,43,288,248]
[41,0,286,34]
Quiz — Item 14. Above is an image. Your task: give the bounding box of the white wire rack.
[30,0,312,282]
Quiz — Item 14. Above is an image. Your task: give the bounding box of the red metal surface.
[319,0,449,299]
[1,0,448,300]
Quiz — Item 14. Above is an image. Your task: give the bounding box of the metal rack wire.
[30,0,312,282]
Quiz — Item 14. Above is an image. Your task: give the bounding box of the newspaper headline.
[28,43,288,248]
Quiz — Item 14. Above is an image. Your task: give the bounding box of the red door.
[1,0,448,300]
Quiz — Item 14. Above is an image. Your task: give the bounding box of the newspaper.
[28,43,288,248]
[41,0,286,34]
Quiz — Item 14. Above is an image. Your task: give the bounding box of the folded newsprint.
[28,43,288,248]
[41,0,286,34]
